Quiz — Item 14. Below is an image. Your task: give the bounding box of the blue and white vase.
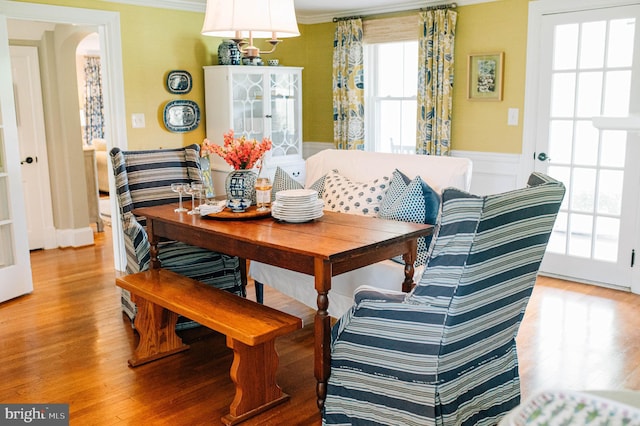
[225,169,257,212]
[218,40,241,65]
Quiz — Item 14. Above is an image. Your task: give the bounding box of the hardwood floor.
[1,226,639,425]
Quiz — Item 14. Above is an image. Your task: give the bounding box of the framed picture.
[467,52,504,101]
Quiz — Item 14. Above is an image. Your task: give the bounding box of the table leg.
[402,239,418,292]
[314,258,332,410]
[147,219,161,269]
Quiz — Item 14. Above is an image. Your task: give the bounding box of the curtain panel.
[83,56,105,145]
[332,19,365,150]
[416,9,457,156]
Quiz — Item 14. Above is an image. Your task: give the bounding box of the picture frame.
[467,52,504,101]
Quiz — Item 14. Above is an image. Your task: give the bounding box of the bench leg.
[222,337,289,425]
[127,295,190,367]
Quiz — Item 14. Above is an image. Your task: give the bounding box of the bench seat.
[116,268,302,425]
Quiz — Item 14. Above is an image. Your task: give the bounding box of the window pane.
[597,169,623,215]
[600,130,626,168]
[607,18,636,68]
[551,73,576,117]
[575,72,602,118]
[574,120,598,166]
[377,42,417,97]
[554,24,579,70]
[568,213,593,258]
[379,100,402,152]
[548,120,573,164]
[571,168,596,213]
[603,70,631,117]
[579,21,606,69]
[594,217,619,262]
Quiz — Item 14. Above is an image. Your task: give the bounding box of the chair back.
[110,144,202,224]
[408,172,565,365]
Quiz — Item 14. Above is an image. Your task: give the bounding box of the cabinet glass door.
[232,73,265,141]
[270,73,301,158]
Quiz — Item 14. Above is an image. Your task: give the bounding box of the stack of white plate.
[272,189,324,223]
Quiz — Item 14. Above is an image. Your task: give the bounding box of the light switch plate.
[132,113,145,128]
[508,108,519,126]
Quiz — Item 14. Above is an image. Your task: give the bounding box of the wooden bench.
[116,268,302,425]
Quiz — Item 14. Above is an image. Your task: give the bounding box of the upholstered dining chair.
[110,144,243,330]
[323,173,565,426]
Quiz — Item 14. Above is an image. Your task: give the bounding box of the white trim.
[451,150,521,195]
[56,227,95,248]
[0,0,128,272]
[103,0,204,12]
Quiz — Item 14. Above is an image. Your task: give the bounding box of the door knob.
[537,152,550,162]
[21,156,35,164]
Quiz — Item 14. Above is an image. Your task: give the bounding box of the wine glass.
[171,183,187,212]
[187,183,204,215]
[255,177,272,212]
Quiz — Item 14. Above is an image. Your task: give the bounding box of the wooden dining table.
[133,203,433,409]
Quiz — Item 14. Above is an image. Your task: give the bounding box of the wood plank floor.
[1,226,639,425]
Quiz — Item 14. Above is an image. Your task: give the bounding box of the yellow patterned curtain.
[333,19,365,150]
[416,9,457,156]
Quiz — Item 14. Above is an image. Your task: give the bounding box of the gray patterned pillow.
[271,166,327,201]
[379,169,440,266]
[322,171,390,217]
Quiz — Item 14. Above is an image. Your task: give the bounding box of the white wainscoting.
[303,143,524,196]
[451,150,523,195]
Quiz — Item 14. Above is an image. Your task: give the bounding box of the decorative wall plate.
[166,70,192,94]
[163,100,200,133]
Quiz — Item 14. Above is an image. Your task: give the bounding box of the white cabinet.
[203,66,305,196]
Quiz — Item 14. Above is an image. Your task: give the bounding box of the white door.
[529,3,640,289]
[0,16,33,302]
[10,45,55,250]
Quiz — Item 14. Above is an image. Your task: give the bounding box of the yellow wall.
[20,0,529,153]
[290,0,530,153]
[452,0,529,154]
[17,0,224,150]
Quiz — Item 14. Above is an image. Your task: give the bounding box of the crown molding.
[102,0,495,24]
[103,0,205,13]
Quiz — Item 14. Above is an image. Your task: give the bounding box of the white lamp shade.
[202,0,300,39]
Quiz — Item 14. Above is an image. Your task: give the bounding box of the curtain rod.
[332,3,456,22]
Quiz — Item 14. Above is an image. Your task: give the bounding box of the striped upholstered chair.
[323,173,565,426]
[110,145,243,330]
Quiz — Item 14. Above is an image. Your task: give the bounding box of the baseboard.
[56,227,95,248]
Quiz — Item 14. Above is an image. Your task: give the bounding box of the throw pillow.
[322,171,390,217]
[271,166,327,201]
[379,169,440,266]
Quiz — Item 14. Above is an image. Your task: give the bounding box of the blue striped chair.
[110,145,243,330]
[323,173,565,426]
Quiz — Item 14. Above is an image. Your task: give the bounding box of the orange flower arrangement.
[201,130,272,170]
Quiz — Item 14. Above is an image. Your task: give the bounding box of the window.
[365,40,418,153]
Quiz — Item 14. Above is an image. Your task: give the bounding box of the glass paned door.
[232,72,264,141]
[0,14,33,302]
[534,5,640,288]
[270,72,301,158]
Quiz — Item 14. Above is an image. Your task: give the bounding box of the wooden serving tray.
[204,205,272,220]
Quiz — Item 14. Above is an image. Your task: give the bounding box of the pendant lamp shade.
[201,0,300,39]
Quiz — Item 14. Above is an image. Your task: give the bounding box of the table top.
[135,204,433,276]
